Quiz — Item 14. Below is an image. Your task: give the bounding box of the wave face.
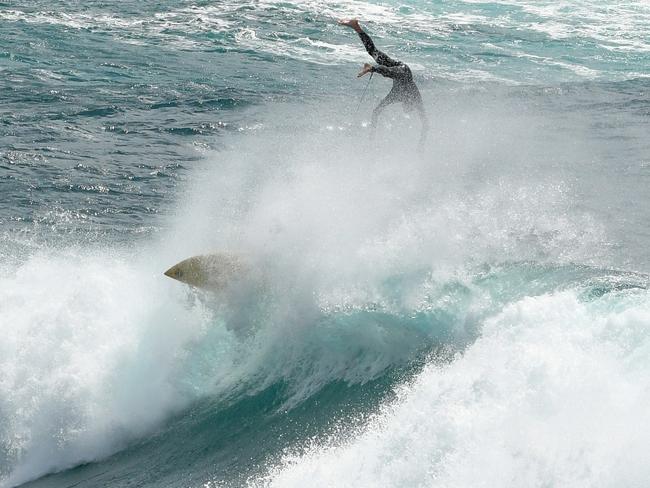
[1,1,650,487]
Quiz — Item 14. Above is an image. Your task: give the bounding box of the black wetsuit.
[358,30,428,145]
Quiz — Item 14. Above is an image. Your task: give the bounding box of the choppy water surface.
[1,1,649,487]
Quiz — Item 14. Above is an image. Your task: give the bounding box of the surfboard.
[163,252,246,291]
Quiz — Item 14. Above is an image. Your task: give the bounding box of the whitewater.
[1,1,649,487]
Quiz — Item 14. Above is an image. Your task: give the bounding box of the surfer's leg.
[371,89,400,134]
[339,19,401,67]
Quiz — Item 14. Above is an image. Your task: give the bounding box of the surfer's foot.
[338,18,362,33]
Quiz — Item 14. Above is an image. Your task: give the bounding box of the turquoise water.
[1,1,650,487]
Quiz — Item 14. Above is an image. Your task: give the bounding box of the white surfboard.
[163,252,247,291]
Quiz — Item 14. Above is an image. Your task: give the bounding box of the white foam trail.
[255,288,650,487]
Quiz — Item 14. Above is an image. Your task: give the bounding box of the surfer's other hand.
[357,63,373,77]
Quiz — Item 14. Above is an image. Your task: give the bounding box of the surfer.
[339,18,428,149]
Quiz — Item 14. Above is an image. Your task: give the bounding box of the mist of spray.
[0,95,611,487]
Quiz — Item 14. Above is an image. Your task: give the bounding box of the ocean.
[1,1,649,487]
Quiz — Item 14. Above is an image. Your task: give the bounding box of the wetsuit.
[358,30,428,146]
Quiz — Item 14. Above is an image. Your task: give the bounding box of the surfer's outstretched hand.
[338,18,362,32]
[357,63,372,78]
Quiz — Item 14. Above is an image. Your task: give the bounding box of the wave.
[256,277,650,488]
[0,140,620,486]
[7,257,648,488]
[0,239,473,487]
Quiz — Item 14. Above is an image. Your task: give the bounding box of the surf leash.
[354,71,373,115]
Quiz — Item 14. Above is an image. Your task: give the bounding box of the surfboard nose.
[164,264,178,279]
[164,261,190,283]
